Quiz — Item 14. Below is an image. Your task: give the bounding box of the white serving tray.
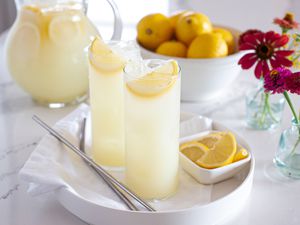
[55,112,255,225]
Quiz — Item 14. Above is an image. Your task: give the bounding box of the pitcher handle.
[105,0,123,40]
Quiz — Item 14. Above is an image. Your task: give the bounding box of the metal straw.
[79,118,138,211]
[32,115,155,212]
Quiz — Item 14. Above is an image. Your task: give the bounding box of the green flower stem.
[282,29,288,34]
[292,54,300,62]
[257,92,279,128]
[265,93,279,123]
[283,91,299,124]
[249,86,264,106]
[258,93,269,127]
[283,91,300,156]
[290,136,300,156]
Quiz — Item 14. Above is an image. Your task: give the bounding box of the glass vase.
[274,120,300,178]
[245,81,285,130]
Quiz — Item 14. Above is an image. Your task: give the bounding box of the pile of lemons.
[137,11,236,58]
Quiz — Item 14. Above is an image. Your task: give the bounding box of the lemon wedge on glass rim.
[89,36,125,74]
[126,60,180,98]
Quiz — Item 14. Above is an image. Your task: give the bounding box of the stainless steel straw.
[79,118,138,211]
[32,115,155,212]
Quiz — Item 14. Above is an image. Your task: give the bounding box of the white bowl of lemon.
[180,130,251,184]
[136,11,245,101]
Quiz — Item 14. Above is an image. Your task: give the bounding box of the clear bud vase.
[274,120,300,178]
[245,81,285,130]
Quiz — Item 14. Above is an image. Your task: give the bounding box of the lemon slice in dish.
[196,132,237,169]
[197,132,224,149]
[126,60,179,98]
[233,145,249,162]
[180,142,209,162]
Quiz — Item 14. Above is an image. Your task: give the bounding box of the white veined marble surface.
[1,25,300,225]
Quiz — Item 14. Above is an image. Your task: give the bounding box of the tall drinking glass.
[124,59,181,199]
[88,36,139,168]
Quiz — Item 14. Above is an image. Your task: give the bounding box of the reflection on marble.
[0,138,40,203]
[1,184,19,200]
[0,58,84,224]
[0,166,23,182]
[0,81,35,115]
[0,138,40,162]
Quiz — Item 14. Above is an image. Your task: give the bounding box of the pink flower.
[274,12,299,31]
[264,67,292,94]
[285,72,300,95]
[238,31,294,79]
[238,29,263,46]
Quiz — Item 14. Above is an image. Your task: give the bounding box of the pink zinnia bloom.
[264,67,292,94]
[238,31,294,79]
[238,29,263,46]
[274,13,299,30]
[285,72,300,95]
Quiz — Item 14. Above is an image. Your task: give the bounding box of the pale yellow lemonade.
[6,3,98,104]
[88,37,140,167]
[124,59,181,199]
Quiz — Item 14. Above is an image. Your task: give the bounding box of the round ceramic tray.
[55,112,255,225]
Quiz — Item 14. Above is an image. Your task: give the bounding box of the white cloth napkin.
[20,104,214,211]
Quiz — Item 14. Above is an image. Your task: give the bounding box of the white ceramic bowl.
[180,131,251,185]
[139,25,245,102]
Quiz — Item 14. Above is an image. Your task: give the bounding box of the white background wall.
[1,0,299,37]
[170,0,300,32]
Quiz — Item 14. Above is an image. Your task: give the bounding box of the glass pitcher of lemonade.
[5,0,122,107]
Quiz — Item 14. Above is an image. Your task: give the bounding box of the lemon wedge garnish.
[180,142,209,162]
[195,132,237,169]
[126,60,179,98]
[233,145,249,162]
[89,36,125,74]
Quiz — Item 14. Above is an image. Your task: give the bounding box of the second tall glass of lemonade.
[88,37,133,167]
[124,59,181,199]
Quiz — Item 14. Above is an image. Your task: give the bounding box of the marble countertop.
[1,30,300,225]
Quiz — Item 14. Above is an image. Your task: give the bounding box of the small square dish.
[179,131,251,185]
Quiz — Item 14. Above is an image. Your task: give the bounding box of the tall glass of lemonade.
[88,37,139,168]
[124,59,181,199]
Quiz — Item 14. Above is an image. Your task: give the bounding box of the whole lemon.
[187,33,228,58]
[137,13,173,50]
[176,12,212,45]
[213,27,235,54]
[169,10,191,28]
[156,41,187,57]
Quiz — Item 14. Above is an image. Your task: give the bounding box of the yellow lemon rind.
[195,132,237,169]
[180,141,210,163]
[126,60,179,98]
[89,37,125,75]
